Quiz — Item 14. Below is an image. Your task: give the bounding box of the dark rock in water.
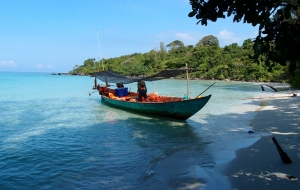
[248,130,254,133]
[287,175,296,180]
[146,170,155,176]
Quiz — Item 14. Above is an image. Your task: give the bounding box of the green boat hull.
[101,95,211,120]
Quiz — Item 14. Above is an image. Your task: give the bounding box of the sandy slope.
[221,91,300,190]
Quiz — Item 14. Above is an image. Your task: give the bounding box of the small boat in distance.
[91,66,213,120]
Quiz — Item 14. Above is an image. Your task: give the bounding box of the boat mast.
[186,63,189,99]
[96,29,104,70]
[92,57,97,89]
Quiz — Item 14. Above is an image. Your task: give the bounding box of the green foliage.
[69,37,293,85]
[196,35,219,47]
[188,0,300,74]
[166,40,184,50]
[290,70,300,88]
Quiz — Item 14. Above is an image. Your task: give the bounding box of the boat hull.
[101,95,211,120]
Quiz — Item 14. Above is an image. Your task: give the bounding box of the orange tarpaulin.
[108,92,115,98]
[148,92,162,102]
[109,93,132,101]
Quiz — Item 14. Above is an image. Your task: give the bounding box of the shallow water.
[0,72,264,189]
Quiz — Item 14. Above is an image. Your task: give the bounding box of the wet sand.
[220,91,300,189]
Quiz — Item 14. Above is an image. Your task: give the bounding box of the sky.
[0,0,258,73]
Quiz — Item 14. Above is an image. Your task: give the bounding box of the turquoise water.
[0,72,263,189]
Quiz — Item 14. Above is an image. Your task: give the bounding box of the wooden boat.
[91,67,213,120]
[98,87,211,120]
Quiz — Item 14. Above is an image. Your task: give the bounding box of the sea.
[0,72,268,190]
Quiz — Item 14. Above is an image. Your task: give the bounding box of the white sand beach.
[220,90,300,189]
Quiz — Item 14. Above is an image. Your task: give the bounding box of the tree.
[242,39,253,49]
[196,35,219,47]
[188,0,300,74]
[73,64,79,70]
[69,36,286,83]
[159,41,167,60]
[166,40,184,50]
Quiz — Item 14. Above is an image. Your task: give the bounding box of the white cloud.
[154,30,254,47]
[0,61,17,67]
[218,30,235,40]
[174,32,196,41]
[172,32,203,45]
[36,64,53,69]
[217,30,241,45]
[152,31,201,46]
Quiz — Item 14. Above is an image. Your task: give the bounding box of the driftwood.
[267,85,278,92]
[271,136,292,164]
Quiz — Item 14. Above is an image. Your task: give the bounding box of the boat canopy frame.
[92,68,200,84]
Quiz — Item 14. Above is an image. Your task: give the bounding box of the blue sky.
[0,0,258,72]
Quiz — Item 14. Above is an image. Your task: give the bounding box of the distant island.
[51,72,92,76]
[68,36,300,88]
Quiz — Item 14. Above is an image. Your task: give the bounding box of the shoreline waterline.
[217,90,300,190]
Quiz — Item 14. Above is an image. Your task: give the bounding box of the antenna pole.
[96,29,104,70]
[186,63,189,99]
